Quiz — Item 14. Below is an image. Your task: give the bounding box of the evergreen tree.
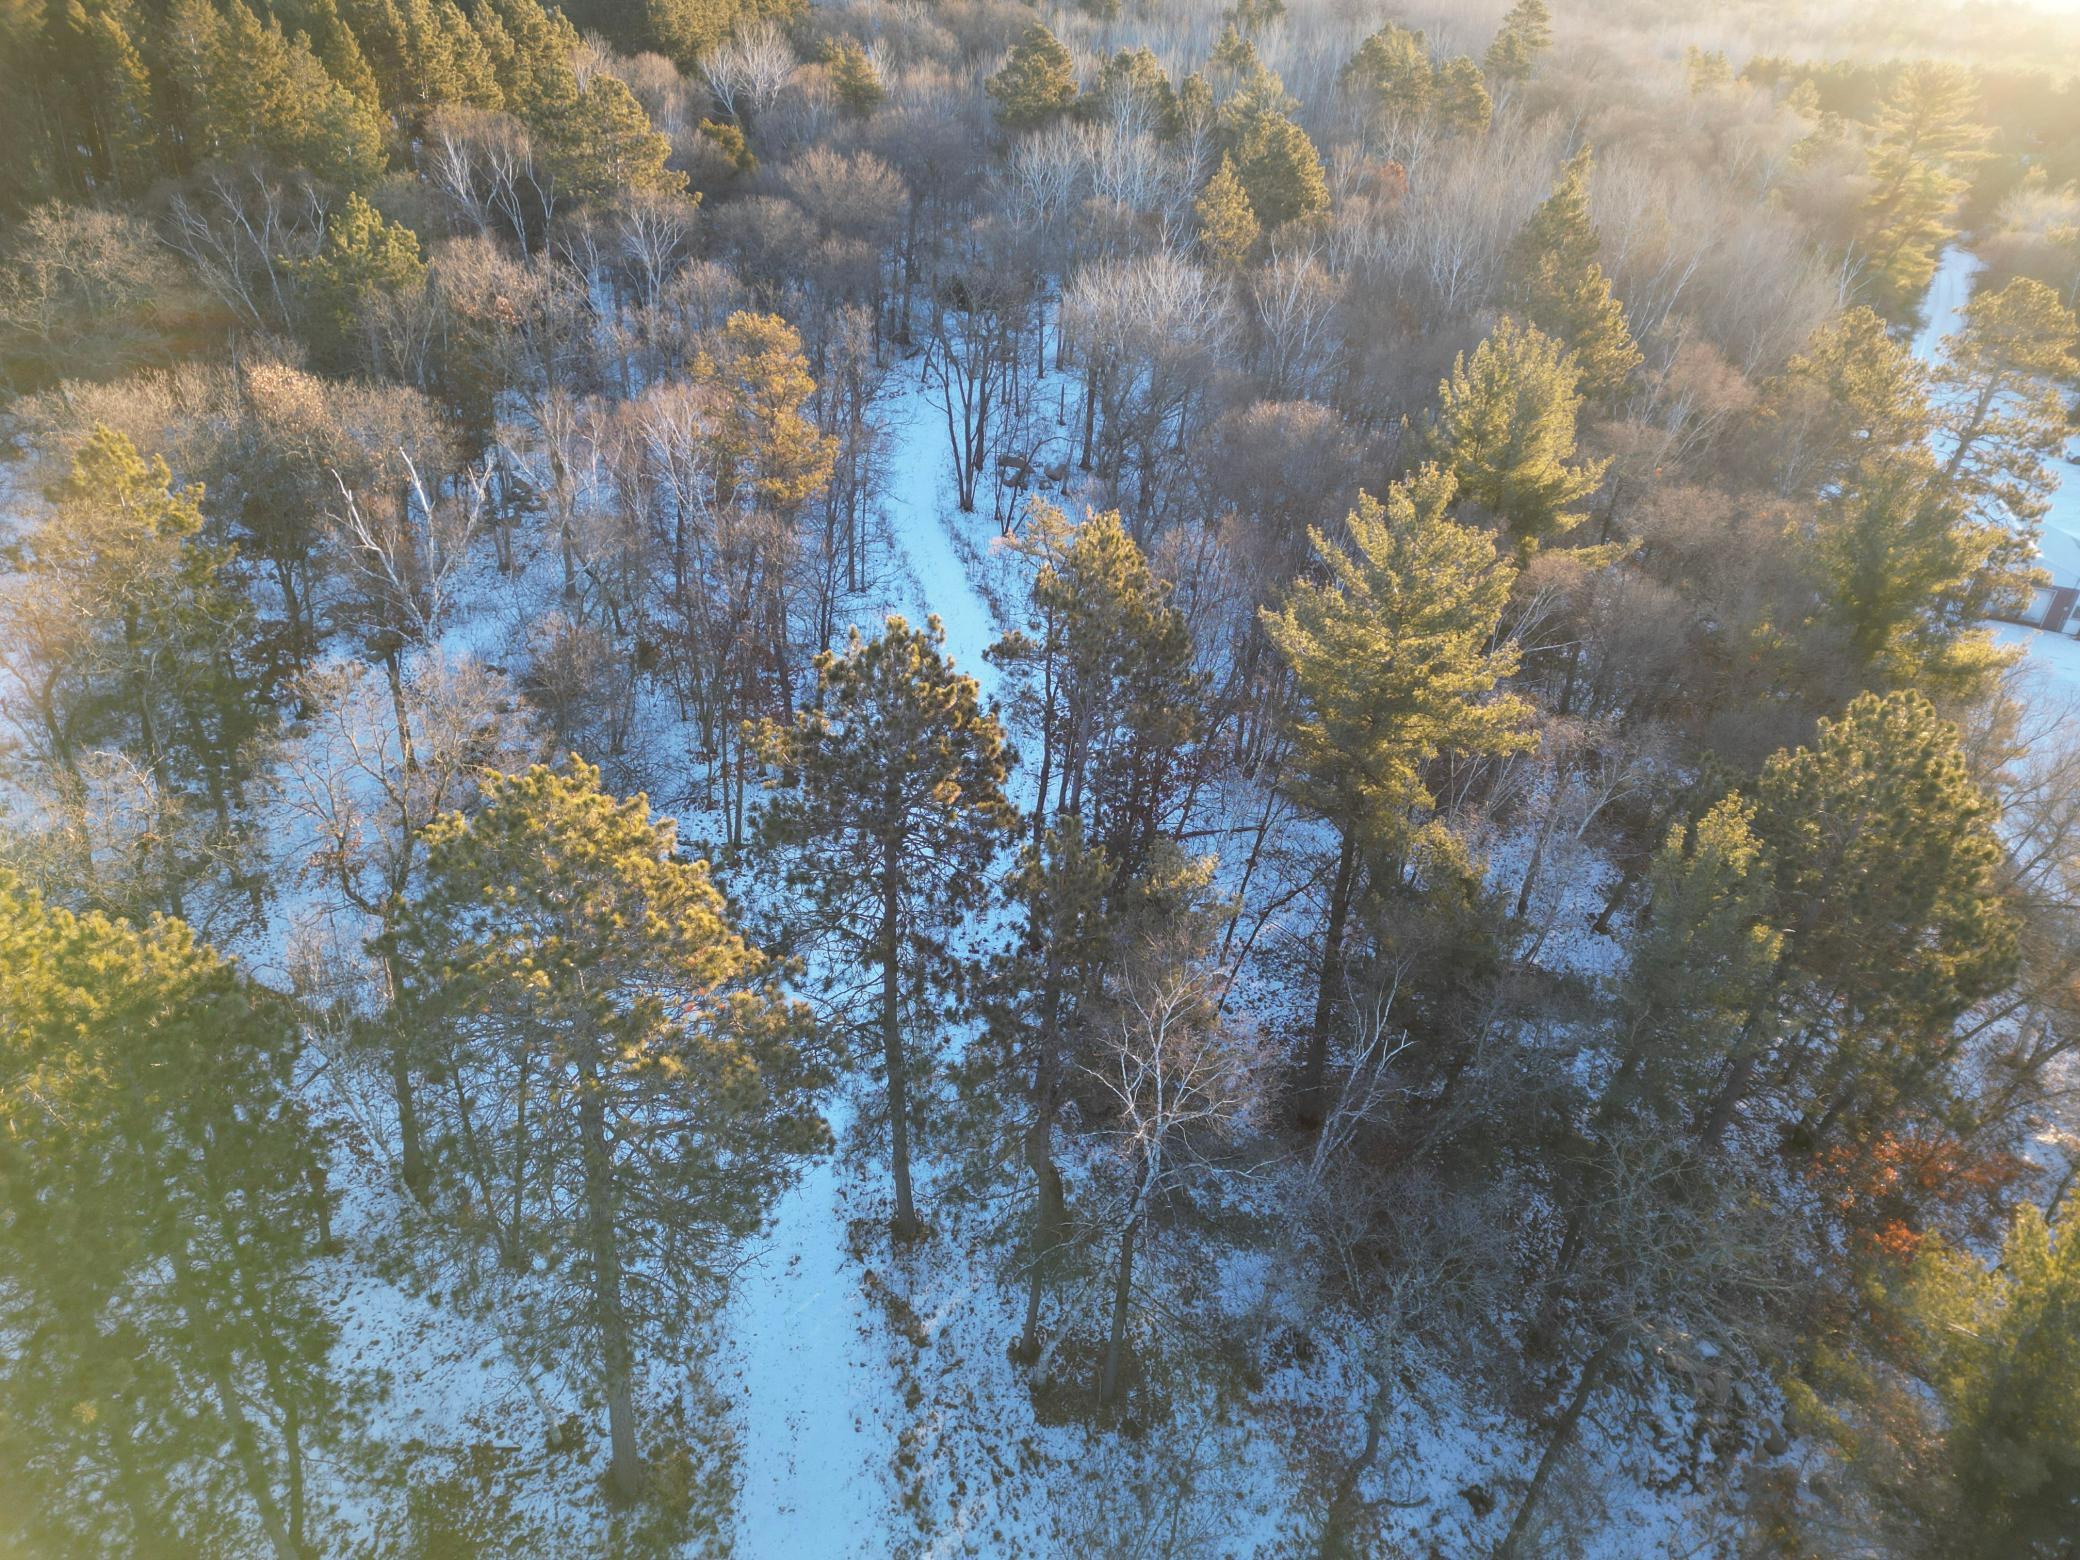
[1177,68,1214,136]
[1430,315,1609,552]
[1704,690,2019,1144]
[337,0,410,107]
[392,757,827,1505]
[826,36,883,119]
[55,0,157,194]
[290,191,427,367]
[1483,0,1551,86]
[1512,146,1599,281]
[1227,100,1329,229]
[441,0,501,105]
[986,22,1077,132]
[1807,450,2025,698]
[468,0,521,97]
[542,70,685,201]
[0,873,340,1559]
[1224,0,1284,31]
[1753,304,1935,499]
[1086,887,1260,1408]
[197,0,388,188]
[1340,21,1431,128]
[1931,277,2080,536]
[392,0,502,115]
[154,0,227,162]
[1909,1202,2080,1557]
[1598,796,1781,1128]
[992,504,1202,883]
[696,114,756,176]
[699,309,837,511]
[480,0,582,122]
[1208,20,1287,109]
[753,616,1018,1239]
[654,310,833,829]
[1262,466,1533,1113]
[3,426,270,920]
[1685,45,1733,94]
[0,0,59,210]
[1090,45,1179,139]
[1194,152,1259,270]
[1857,62,1989,312]
[631,0,782,73]
[1432,54,1492,137]
[1789,1199,2080,1558]
[301,0,383,116]
[998,817,1116,1364]
[1504,144,1643,400]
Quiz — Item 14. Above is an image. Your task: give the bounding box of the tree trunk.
[1555,637,1584,717]
[509,1050,530,1265]
[578,1063,643,1504]
[382,646,417,775]
[383,947,429,1200]
[1098,1211,1138,1406]
[1496,1328,1623,1560]
[882,859,922,1240]
[1018,1121,1065,1363]
[1016,956,1067,1363]
[1317,1406,1384,1559]
[1514,783,1566,922]
[1588,858,1640,937]
[1030,644,1056,850]
[1700,1001,1773,1147]
[170,1258,300,1560]
[1300,829,1360,1123]
[272,553,308,659]
[1080,364,1098,471]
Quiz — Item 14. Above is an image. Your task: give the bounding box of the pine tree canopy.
[1431,315,1609,551]
[1262,464,1533,863]
[987,23,1077,131]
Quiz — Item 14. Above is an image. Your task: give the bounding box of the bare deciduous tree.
[1084,949,1273,1406]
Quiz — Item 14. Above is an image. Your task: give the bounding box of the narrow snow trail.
[877,377,1004,695]
[1911,243,1983,360]
[724,362,1001,1558]
[727,1123,882,1556]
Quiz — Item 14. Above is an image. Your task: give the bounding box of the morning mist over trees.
[2,0,2079,1553]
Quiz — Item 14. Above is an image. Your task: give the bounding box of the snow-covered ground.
[722,366,1002,1559]
[1917,245,2080,615]
[697,349,1728,1557]
[36,249,2066,1555]
[1999,619,2080,707]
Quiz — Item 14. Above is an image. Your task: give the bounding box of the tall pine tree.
[1431,315,1609,553]
[1483,0,1551,87]
[1503,145,1642,402]
[1931,277,2080,536]
[3,426,271,921]
[986,23,1077,132]
[0,873,340,1559]
[992,504,1203,883]
[1262,466,1532,1115]
[1857,62,1988,312]
[392,757,827,1504]
[1703,691,2018,1146]
[753,616,1017,1239]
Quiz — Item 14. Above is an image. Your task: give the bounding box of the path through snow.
[724,362,1002,1557]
